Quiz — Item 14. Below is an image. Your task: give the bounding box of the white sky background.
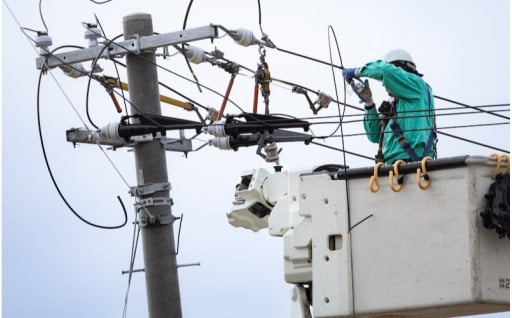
[1,0,510,317]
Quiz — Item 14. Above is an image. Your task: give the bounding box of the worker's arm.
[363,104,380,143]
[357,60,424,101]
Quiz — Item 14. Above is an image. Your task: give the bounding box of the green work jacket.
[358,60,436,164]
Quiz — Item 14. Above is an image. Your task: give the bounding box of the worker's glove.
[350,79,373,106]
[342,68,358,81]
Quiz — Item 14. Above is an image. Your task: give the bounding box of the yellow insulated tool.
[102,76,194,111]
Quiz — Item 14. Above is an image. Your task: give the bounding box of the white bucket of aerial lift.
[228,156,509,317]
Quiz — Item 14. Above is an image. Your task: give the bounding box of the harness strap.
[390,119,420,162]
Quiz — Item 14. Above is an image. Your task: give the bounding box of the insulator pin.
[100,122,121,140]
[184,45,208,64]
[35,32,53,56]
[230,28,258,46]
[207,120,227,137]
[59,63,86,78]
[210,137,232,150]
[84,24,102,47]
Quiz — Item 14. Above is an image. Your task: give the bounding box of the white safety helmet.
[384,49,422,76]
[384,49,415,65]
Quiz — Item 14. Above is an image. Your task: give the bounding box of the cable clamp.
[136,197,174,226]
[130,182,171,197]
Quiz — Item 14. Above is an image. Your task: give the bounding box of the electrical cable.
[275,46,343,70]
[111,59,210,112]
[257,0,266,36]
[437,130,509,153]
[34,47,136,231]
[310,140,374,161]
[37,69,127,229]
[434,95,509,120]
[325,27,357,300]
[27,2,509,163]
[38,0,48,32]
[154,60,246,113]
[102,40,245,114]
[89,0,112,3]
[274,44,508,119]
[122,210,141,318]
[304,106,510,127]
[181,0,203,92]
[85,33,125,129]
[108,58,508,156]
[220,55,364,112]
[313,122,509,153]
[327,25,346,138]
[262,42,512,122]
[94,14,130,115]
[5,1,130,219]
[176,213,184,255]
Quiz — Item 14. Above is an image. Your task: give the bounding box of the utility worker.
[343,49,437,164]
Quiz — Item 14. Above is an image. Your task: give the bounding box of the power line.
[37,69,128,229]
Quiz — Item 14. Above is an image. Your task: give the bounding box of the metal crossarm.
[35,24,219,69]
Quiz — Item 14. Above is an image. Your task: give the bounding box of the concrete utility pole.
[36,12,217,318]
[123,13,182,318]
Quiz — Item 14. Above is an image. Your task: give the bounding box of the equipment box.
[348,156,509,316]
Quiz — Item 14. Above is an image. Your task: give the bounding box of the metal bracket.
[130,182,171,197]
[36,24,218,69]
[66,128,193,152]
[129,34,141,54]
[137,197,172,208]
[136,197,174,226]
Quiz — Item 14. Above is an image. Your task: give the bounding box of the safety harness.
[376,85,437,163]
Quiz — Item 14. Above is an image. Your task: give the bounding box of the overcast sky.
[2,0,510,317]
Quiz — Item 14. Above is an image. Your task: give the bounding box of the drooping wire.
[38,0,48,33]
[326,25,359,247]
[85,33,125,129]
[181,0,202,92]
[89,0,112,4]
[122,209,141,318]
[94,14,130,114]
[257,0,265,35]
[327,25,346,138]
[37,69,127,229]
